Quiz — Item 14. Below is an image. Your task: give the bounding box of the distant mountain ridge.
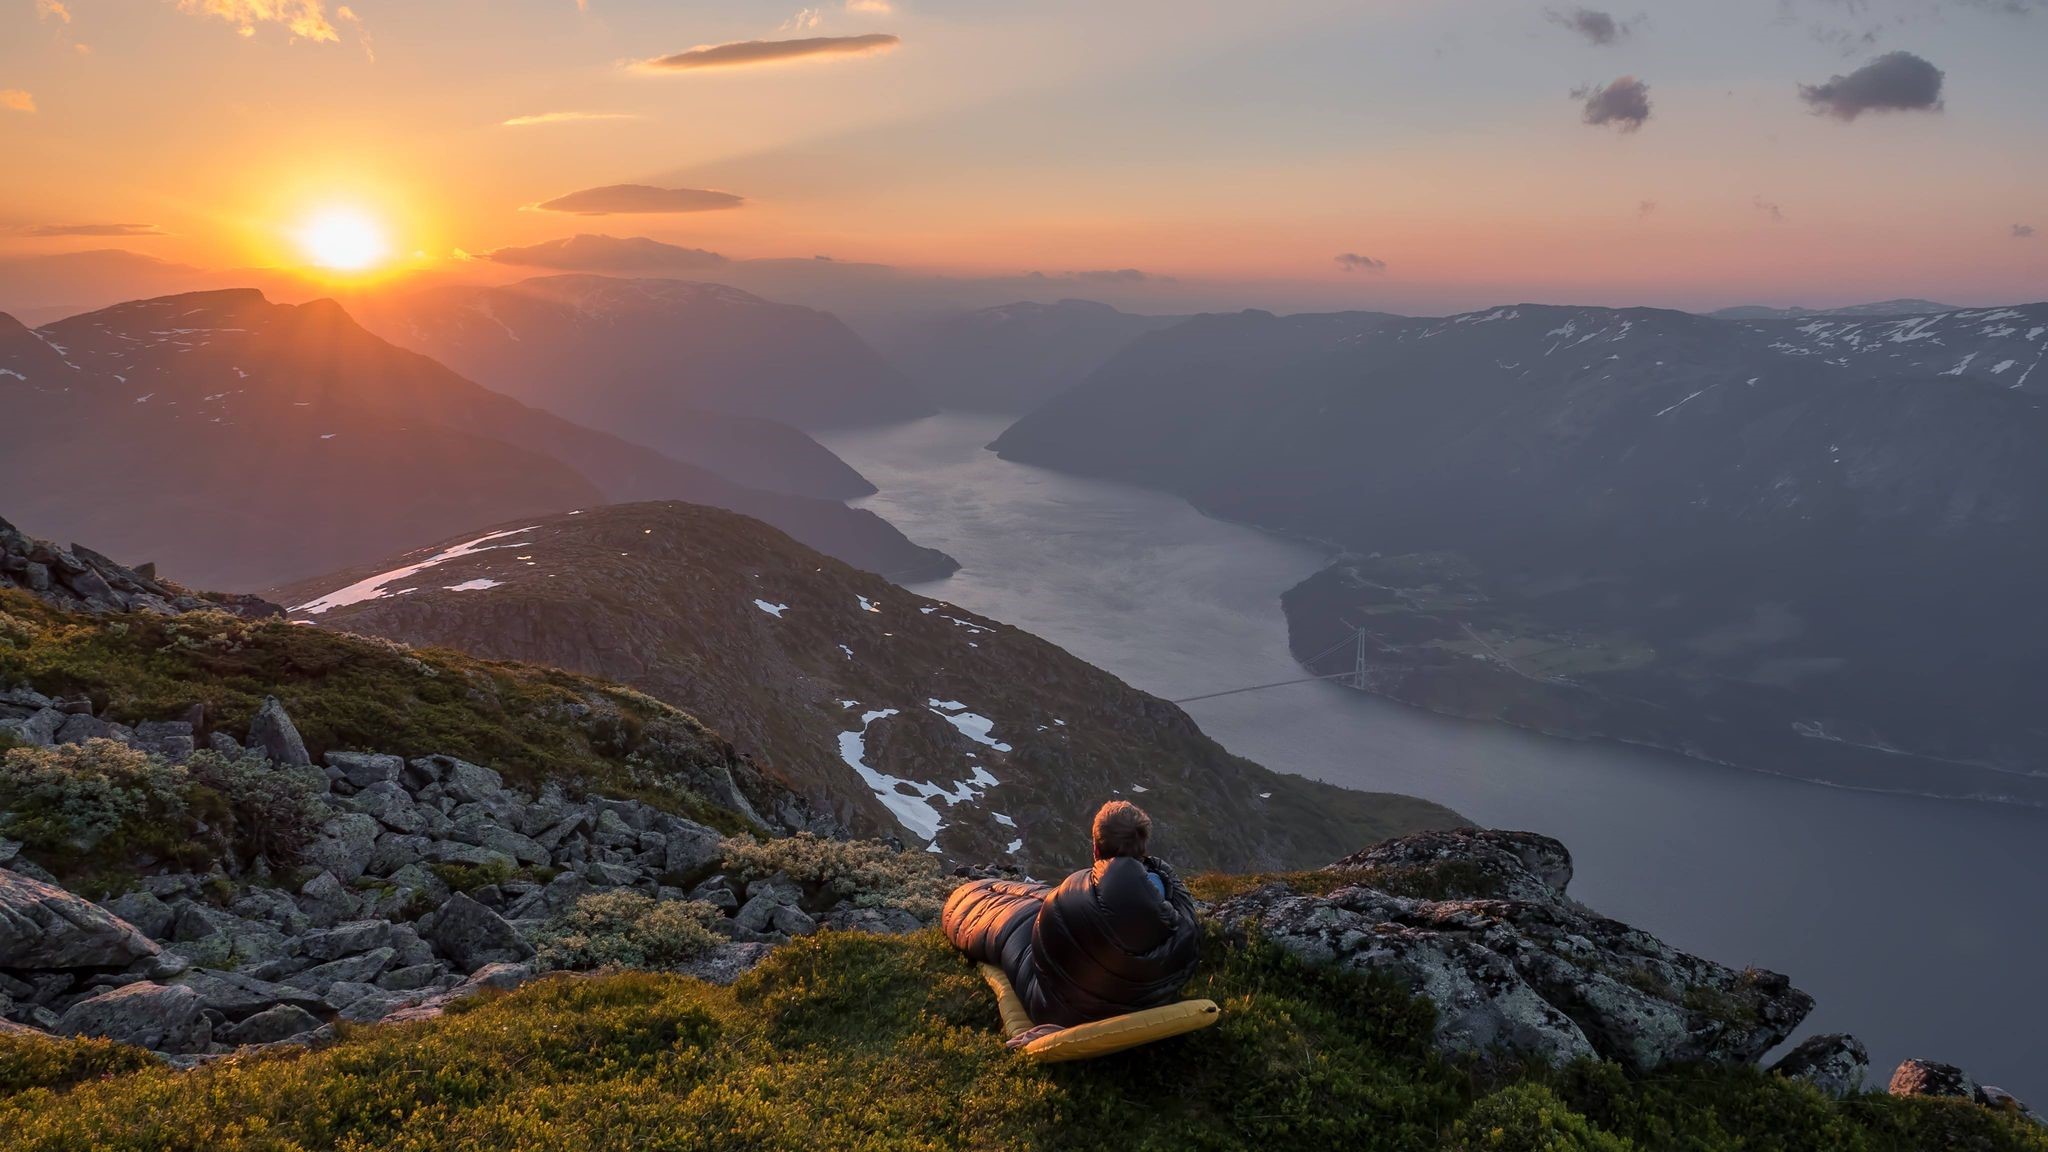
[1708,299,1964,320]
[0,289,953,590]
[281,501,1461,874]
[994,300,2048,804]
[884,298,1186,413]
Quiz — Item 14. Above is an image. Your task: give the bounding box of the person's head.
[1091,800,1152,861]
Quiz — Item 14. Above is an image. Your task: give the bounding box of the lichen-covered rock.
[99,890,176,940]
[325,751,403,790]
[58,981,210,1054]
[419,893,533,970]
[1770,1033,1870,1098]
[217,1002,323,1045]
[285,947,396,994]
[1215,831,1813,1073]
[247,696,310,766]
[822,906,925,935]
[1889,1059,1979,1101]
[1,868,159,969]
[303,813,382,883]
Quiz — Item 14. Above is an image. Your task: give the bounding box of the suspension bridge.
[1168,627,1373,705]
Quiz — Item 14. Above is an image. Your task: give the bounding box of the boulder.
[284,947,395,994]
[375,963,446,992]
[171,969,326,1017]
[304,813,382,883]
[247,696,310,766]
[337,987,431,1024]
[1,868,160,969]
[132,720,195,760]
[418,893,533,970]
[229,887,311,935]
[100,890,177,940]
[58,981,210,1054]
[423,842,518,871]
[469,825,550,868]
[733,895,781,934]
[325,751,403,789]
[676,942,773,986]
[770,905,819,937]
[346,784,426,835]
[218,1002,323,1045]
[581,861,641,887]
[1978,1086,2043,1125]
[1214,831,1813,1073]
[438,759,508,806]
[53,714,116,745]
[744,874,804,907]
[1770,1033,1870,1098]
[296,870,362,928]
[662,823,724,878]
[300,920,393,961]
[506,872,591,921]
[1889,1059,1979,1101]
[0,706,65,747]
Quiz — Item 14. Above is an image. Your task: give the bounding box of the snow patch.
[753,599,789,618]
[857,595,881,613]
[443,579,501,593]
[836,708,1002,845]
[293,526,538,615]
[927,699,1013,752]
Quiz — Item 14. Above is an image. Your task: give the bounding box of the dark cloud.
[534,184,745,215]
[639,33,900,72]
[22,223,166,237]
[1753,196,1786,222]
[1574,76,1652,132]
[1334,253,1387,273]
[1548,7,1634,44]
[1798,51,1944,120]
[2015,223,2038,239]
[1637,199,1658,219]
[482,234,727,271]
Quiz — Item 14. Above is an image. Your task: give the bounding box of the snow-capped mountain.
[0,290,953,590]
[279,501,1458,872]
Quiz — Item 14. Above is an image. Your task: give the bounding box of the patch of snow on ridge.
[927,699,1013,752]
[992,813,1016,828]
[1006,839,1024,855]
[857,595,880,613]
[754,599,789,618]
[444,579,502,593]
[293,526,538,615]
[836,709,1003,844]
[838,644,854,660]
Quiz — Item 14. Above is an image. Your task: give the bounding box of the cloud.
[0,90,34,113]
[1548,7,1634,45]
[502,111,640,127]
[483,234,728,272]
[1753,195,1786,222]
[534,184,746,215]
[782,8,823,31]
[1334,253,1388,273]
[637,33,901,72]
[1637,199,1658,219]
[1798,51,1944,120]
[1574,75,1651,132]
[846,0,894,11]
[174,0,340,42]
[36,1,70,23]
[2015,223,2038,239]
[22,223,167,237]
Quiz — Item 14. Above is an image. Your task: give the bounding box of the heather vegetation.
[3,929,2042,1152]
[720,832,959,920]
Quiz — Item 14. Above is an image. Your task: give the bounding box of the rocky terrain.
[993,301,2048,803]
[883,298,1185,413]
[352,274,934,435]
[0,291,953,590]
[275,501,1460,875]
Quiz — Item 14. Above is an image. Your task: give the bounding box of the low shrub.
[720,832,960,919]
[532,891,724,971]
[0,1030,155,1097]
[1450,1083,1635,1151]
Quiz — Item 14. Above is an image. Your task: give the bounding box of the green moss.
[427,859,516,894]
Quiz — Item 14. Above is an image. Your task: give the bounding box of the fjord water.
[826,412,2048,1100]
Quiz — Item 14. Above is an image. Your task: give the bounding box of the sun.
[295,207,390,272]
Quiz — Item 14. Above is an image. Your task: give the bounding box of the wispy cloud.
[1547,7,1636,45]
[1574,75,1652,132]
[174,0,340,42]
[1335,253,1388,273]
[502,111,641,127]
[533,184,746,215]
[36,1,71,23]
[22,223,167,237]
[781,7,823,32]
[1798,51,1945,120]
[1753,195,1786,222]
[1,90,35,113]
[2015,223,2038,239]
[846,0,894,11]
[1637,199,1658,219]
[637,33,901,72]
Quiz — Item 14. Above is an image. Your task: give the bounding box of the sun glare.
[295,207,390,272]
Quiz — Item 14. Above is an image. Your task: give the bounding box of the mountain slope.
[993,302,2048,803]
[884,299,1186,413]
[280,501,1461,874]
[353,275,933,441]
[1,290,953,590]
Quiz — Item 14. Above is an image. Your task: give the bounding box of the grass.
[0,590,767,842]
[3,930,2041,1152]
[1187,860,1507,905]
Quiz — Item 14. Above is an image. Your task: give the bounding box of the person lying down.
[942,800,1202,1048]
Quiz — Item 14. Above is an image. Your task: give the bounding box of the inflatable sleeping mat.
[978,964,1220,1063]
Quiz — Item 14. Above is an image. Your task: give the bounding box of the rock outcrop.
[1769,1033,1870,1098]
[1,868,160,969]
[0,515,281,619]
[1214,829,1813,1073]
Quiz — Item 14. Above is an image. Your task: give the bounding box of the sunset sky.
[2,0,2044,313]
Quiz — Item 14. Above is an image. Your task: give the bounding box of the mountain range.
[994,301,2048,805]
[274,500,1458,873]
[0,290,953,590]
[883,298,1184,413]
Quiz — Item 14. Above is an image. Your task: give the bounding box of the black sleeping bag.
[942,855,1202,1028]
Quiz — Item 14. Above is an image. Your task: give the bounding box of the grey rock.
[170,969,326,1017]
[100,890,177,939]
[0,706,65,747]
[133,720,195,760]
[218,1003,323,1045]
[337,988,431,1023]
[325,751,403,789]
[206,731,245,757]
[247,696,310,766]
[688,877,740,912]
[663,823,724,878]
[419,893,533,970]
[300,920,392,961]
[423,841,517,871]
[54,713,115,745]
[733,895,780,934]
[376,963,445,992]
[822,906,924,935]
[1771,1033,1870,1098]
[769,905,818,937]
[58,981,211,1054]
[319,980,383,1011]
[284,947,395,994]
[506,872,591,921]
[344,783,426,834]
[386,922,437,967]
[296,870,362,928]
[591,809,640,849]
[367,833,432,876]
[1,867,160,968]
[532,810,592,851]
[437,758,507,805]
[304,813,382,882]
[229,887,310,935]
[745,874,804,908]
[470,825,550,867]
[675,942,773,986]
[1215,830,1813,1073]
[385,863,450,910]
[1977,1086,2043,1125]
[1889,1059,1979,1101]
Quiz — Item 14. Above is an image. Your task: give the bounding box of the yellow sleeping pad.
[978,964,1220,1064]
